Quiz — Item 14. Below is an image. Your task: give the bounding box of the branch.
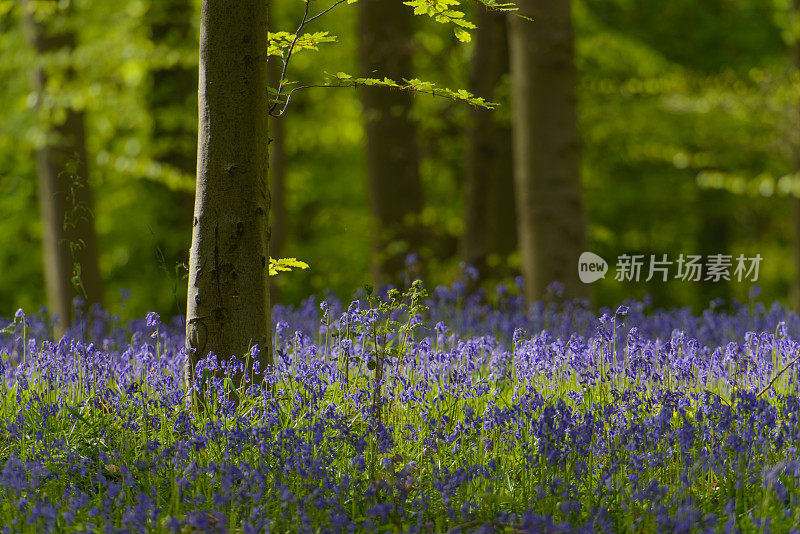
[305,0,349,25]
[269,0,516,116]
[269,0,311,117]
[472,0,519,12]
[276,73,497,109]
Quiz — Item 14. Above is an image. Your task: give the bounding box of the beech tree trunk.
[462,8,516,281]
[22,0,103,332]
[185,0,271,397]
[268,2,288,302]
[358,0,423,287]
[507,0,589,301]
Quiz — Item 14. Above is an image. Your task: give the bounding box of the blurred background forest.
[1,0,799,324]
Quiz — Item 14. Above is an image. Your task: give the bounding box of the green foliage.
[402,0,520,42]
[403,0,476,42]
[267,0,508,115]
[3,0,800,319]
[269,257,310,276]
[267,30,337,58]
[0,0,201,320]
[573,0,792,309]
[320,72,496,108]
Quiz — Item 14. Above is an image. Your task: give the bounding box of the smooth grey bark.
[507,0,589,301]
[462,8,516,281]
[358,0,424,287]
[22,0,103,332]
[186,0,271,398]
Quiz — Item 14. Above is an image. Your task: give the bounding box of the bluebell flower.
[461,263,479,281]
[145,312,160,327]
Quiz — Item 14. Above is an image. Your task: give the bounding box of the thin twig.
[269,0,311,117]
[305,0,349,25]
[270,0,349,117]
[280,81,495,109]
[758,351,800,398]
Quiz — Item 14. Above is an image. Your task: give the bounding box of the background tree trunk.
[148,0,196,177]
[22,0,103,332]
[185,0,271,398]
[358,0,423,287]
[791,0,800,312]
[146,0,197,314]
[268,1,288,303]
[697,190,731,307]
[508,0,589,301]
[462,8,516,282]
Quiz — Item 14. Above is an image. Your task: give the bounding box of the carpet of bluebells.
[3,279,800,533]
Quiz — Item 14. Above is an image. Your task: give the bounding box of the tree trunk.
[462,8,516,281]
[148,0,197,177]
[186,0,271,400]
[507,0,589,301]
[358,0,423,287]
[793,196,800,311]
[22,0,103,332]
[791,0,800,312]
[696,190,730,307]
[268,2,288,302]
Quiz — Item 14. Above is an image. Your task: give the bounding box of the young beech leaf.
[267,31,337,58]
[269,257,310,276]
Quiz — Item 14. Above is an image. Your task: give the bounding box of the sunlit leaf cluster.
[323,72,497,108]
[403,0,476,42]
[269,257,310,276]
[267,30,337,59]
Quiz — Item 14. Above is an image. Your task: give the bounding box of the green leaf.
[269,257,310,276]
[267,31,337,58]
[401,0,517,41]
